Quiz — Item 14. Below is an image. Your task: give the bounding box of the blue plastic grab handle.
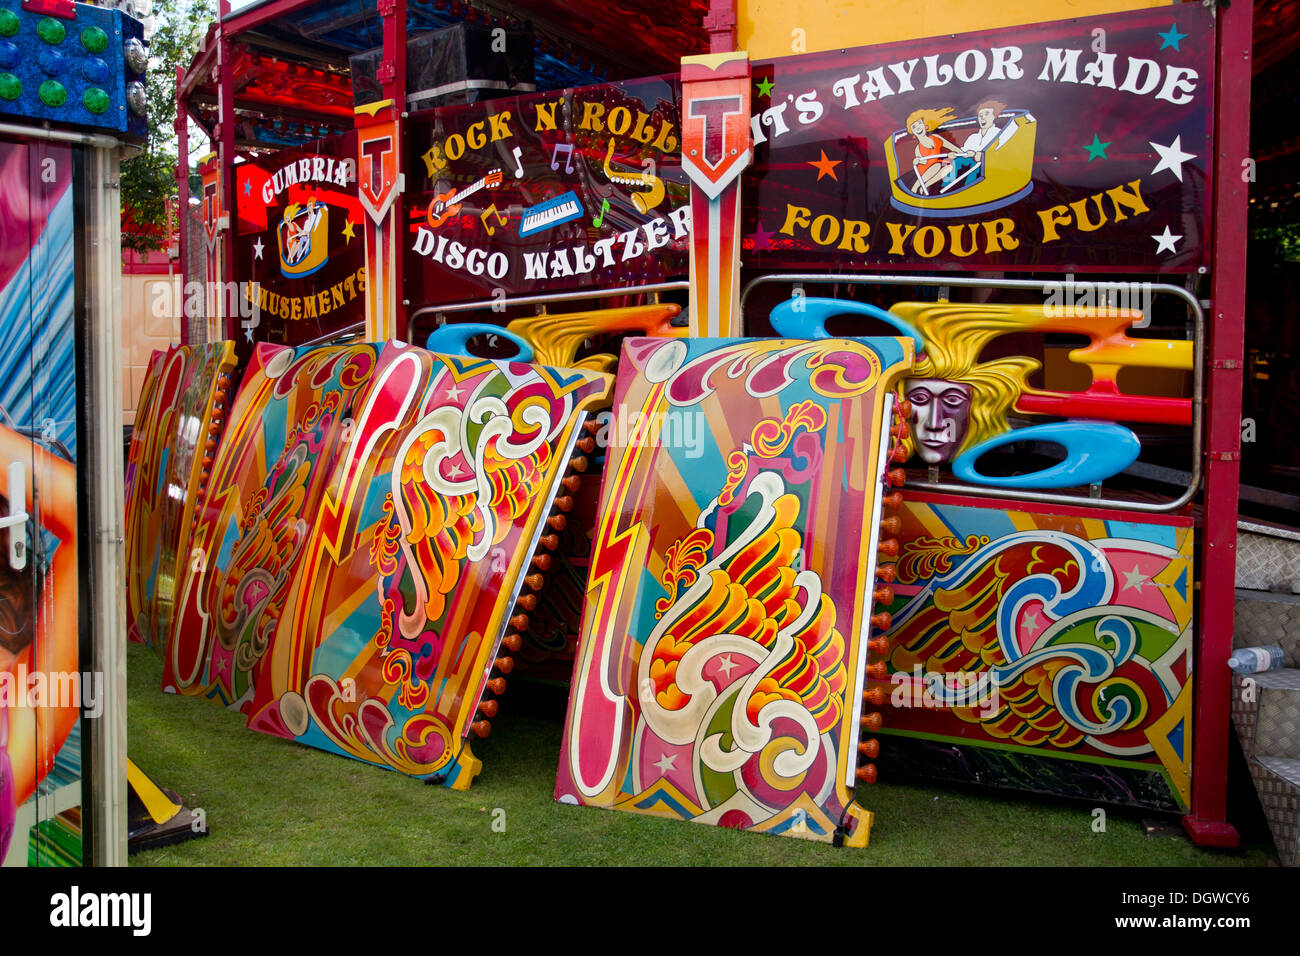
[768,297,924,352]
[425,323,535,362]
[951,421,1141,490]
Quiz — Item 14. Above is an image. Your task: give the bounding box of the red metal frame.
[1184,0,1252,848]
[379,0,406,339]
[170,0,1257,847]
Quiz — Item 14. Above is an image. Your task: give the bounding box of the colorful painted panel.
[0,138,80,866]
[164,342,382,706]
[162,340,613,789]
[125,343,236,647]
[124,349,167,508]
[233,132,366,358]
[770,297,1193,493]
[881,495,1194,810]
[248,350,611,789]
[404,76,689,306]
[744,4,1213,272]
[557,335,913,845]
[149,344,236,648]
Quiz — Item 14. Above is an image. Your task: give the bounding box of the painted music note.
[550,143,576,175]
[593,198,610,228]
[480,203,508,237]
[511,145,525,179]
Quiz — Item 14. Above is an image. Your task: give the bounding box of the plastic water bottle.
[1227,645,1285,674]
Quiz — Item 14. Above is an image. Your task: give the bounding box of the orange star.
[808,150,841,181]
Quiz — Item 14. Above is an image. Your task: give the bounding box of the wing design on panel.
[557,335,913,846]
[883,501,1194,809]
[163,339,612,790]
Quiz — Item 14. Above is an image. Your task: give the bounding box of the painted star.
[1084,134,1110,162]
[1149,135,1196,182]
[242,178,251,196]
[748,221,775,251]
[755,76,774,98]
[1022,610,1040,635]
[808,149,841,181]
[244,327,253,342]
[445,384,463,401]
[1157,24,1187,51]
[447,462,464,479]
[252,237,264,260]
[716,655,737,678]
[1152,226,1182,254]
[1122,565,1148,592]
[342,218,356,244]
[653,753,677,774]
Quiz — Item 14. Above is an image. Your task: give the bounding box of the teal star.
[1157,24,1187,51]
[755,76,774,98]
[1084,134,1110,161]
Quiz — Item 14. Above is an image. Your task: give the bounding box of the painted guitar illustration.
[426,169,505,228]
[602,139,664,213]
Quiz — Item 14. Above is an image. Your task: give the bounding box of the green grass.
[126,643,1276,866]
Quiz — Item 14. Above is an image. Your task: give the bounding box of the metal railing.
[405,281,689,344]
[739,272,1204,514]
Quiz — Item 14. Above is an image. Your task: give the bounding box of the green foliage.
[1255,223,1300,262]
[120,0,216,254]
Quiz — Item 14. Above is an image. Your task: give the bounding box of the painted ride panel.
[883,493,1194,810]
[163,339,612,789]
[123,342,236,647]
[769,288,1195,810]
[557,334,912,845]
[164,341,382,704]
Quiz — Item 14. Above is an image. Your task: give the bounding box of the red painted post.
[176,65,190,345]
[1183,0,1251,849]
[218,31,237,343]
[382,0,406,340]
[703,0,737,52]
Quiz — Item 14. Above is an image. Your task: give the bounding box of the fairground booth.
[89,0,1297,863]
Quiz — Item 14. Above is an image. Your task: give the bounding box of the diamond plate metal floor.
[1237,520,1300,594]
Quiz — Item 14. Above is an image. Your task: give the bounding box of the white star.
[716,654,737,678]
[252,237,264,260]
[244,327,253,342]
[1122,565,1147,593]
[1151,226,1182,254]
[653,753,677,774]
[1021,610,1039,634]
[446,384,463,401]
[1149,135,1196,182]
[447,462,463,478]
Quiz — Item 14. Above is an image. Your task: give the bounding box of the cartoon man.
[946,99,1007,187]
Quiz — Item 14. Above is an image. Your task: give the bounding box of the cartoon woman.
[0,422,79,862]
[905,108,963,195]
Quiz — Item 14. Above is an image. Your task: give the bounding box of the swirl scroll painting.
[557,335,913,846]
[164,340,613,789]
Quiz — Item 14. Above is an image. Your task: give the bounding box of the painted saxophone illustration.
[602,138,665,213]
